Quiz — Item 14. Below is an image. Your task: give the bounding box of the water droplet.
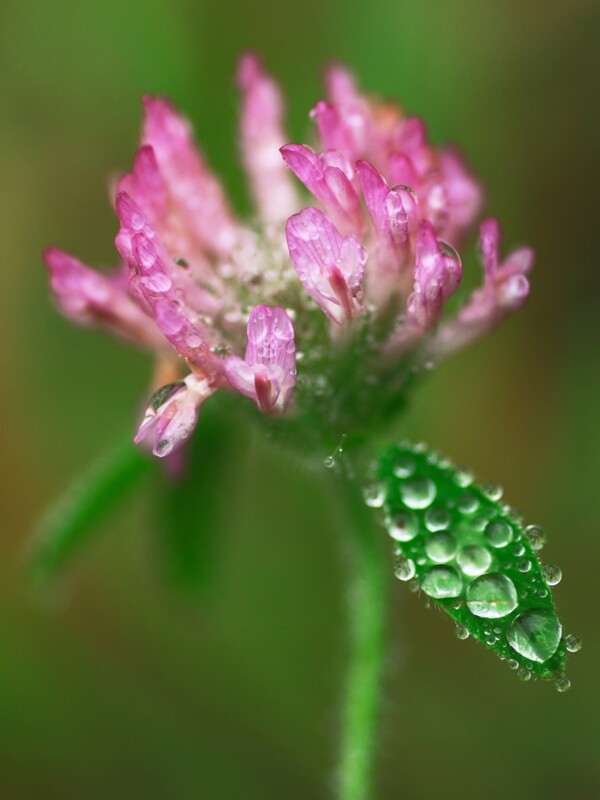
[393,455,415,478]
[564,634,582,653]
[481,483,503,501]
[518,667,531,681]
[394,557,416,582]
[455,623,470,640]
[517,558,531,573]
[525,525,546,551]
[454,468,473,488]
[485,520,513,548]
[364,484,384,508]
[425,532,458,563]
[458,493,479,514]
[555,677,571,693]
[506,659,519,670]
[408,580,420,593]
[323,456,335,469]
[513,543,526,557]
[542,564,562,586]
[400,478,436,510]
[457,545,492,577]
[472,515,489,532]
[424,507,451,532]
[388,511,418,542]
[538,588,548,598]
[421,566,463,599]
[507,608,562,663]
[466,573,518,619]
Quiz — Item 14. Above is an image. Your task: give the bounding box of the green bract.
[374,442,573,686]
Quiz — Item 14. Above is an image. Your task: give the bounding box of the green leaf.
[30,439,153,585]
[373,442,576,687]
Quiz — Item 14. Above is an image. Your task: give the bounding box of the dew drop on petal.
[507,608,562,663]
[466,573,518,619]
[401,478,436,509]
[421,566,463,599]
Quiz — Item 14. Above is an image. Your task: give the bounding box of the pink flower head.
[45,56,533,455]
[224,305,296,414]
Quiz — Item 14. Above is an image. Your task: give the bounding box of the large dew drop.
[400,478,436,509]
[421,566,463,599]
[484,520,513,548]
[388,511,418,542]
[425,532,457,563]
[457,545,492,577]
[466,573,518,619]
[507,608,562,663]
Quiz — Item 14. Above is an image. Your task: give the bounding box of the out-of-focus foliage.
[0,0,598,797]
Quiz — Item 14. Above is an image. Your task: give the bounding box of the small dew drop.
[485,520,513,548]
[388,511,419,542]
[513,543,526,557]
[393,455,415,479]
[323,456,335,469]
[564,634,582,653]
[525,525,547,551]
[425,532,458,563]
[408,580,420,593]
[555,677,571,693]
[454,468,473,488]
[542,564,562,586]
[364,484,385,508]
[455,623,470,640]
[394,557,416,582]
[400,478,436,510]
[507,659,519,670]
[517,558,532,573]
[518,667,531,682]
[458,493,479,514]
[424,507,451,532]
[421,566,463,599]
[457,545,492,577]
[481,483,503,501]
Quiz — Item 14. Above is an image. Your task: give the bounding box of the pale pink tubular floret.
[141,95,240,256]
[237,54,299,223]
[43,247,165,348]
[406,220,462,330]
[424,218,533,360]
[280,144,364,234]
[437,148,483,245]
[356,160,418,251]
[135,373,214,458]
[224,305,296,415]
[115,193,224,381]
[286,207,367,325]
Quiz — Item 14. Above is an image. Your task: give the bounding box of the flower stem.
[334,466,388,800]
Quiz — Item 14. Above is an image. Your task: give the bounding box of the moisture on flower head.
[44,54,533,457]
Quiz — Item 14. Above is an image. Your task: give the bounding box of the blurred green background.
[1,0,599,797]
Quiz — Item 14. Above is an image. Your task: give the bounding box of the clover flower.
[44,54,532,458]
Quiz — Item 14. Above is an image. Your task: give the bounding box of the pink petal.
[285,207,367,324]
[115,193,223,380]
[142,96,239,256]
[224,305,296,414]
[438,148,483,244]
[280,143,363,234]
[43,247,164,348]
[356,160,418,248]
[237,54,299,223]
[135,374,214,458]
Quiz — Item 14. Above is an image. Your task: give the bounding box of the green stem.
[334,466,388,800]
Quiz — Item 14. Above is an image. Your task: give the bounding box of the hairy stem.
[334,466,388,800]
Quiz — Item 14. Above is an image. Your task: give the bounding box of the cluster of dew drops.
[362,444,581,692]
